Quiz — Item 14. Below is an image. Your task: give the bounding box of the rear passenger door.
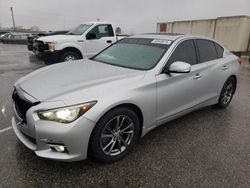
[194,39,226,101]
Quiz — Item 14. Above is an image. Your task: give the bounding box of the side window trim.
[213,42,224,59]
[193,39,201,64]
[192,39,199,65]
[107,24,114,37]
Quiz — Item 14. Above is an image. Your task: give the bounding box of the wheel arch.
[60,47,83,59]
[88,103,144,153]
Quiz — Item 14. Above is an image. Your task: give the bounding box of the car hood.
[38,34,79,42]
[15,59,145,101]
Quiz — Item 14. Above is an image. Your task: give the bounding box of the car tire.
[89,107,140,163]
[216,77,236,108]
[60,51,80,62]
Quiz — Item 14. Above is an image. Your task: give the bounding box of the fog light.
[51,145,66,152]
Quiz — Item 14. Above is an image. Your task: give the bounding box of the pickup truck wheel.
[61,51,80,62]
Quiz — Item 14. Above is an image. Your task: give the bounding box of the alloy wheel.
[221,80,234,105]
[100,115,135,156]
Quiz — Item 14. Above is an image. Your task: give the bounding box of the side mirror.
[167,61,191,73]
[86,33,96,40]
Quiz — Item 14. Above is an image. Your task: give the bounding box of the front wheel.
[216,77,236,108]
[60,51,80,62]
[89,107,140,163]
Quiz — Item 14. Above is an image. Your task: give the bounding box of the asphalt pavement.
[0,43,249,188]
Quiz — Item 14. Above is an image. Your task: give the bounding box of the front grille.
[27,37,34,44]
[33,40,48,52]
[12,89,38,121]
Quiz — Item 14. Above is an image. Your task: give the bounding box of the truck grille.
[33,40,48,52]
[27,36,34,44]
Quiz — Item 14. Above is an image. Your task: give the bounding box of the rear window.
[214,42,224,58]
[196,39,217,63]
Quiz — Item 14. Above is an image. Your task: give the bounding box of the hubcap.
[221,81,233,105]
[64,55,76,61]
[100,115,134,156]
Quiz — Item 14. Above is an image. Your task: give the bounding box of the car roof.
[129,33,185,41]
[83,21,112,25]
[128,33,221,45]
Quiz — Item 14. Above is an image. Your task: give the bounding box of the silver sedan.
[12,34,241,162]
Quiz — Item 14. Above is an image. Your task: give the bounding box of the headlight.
[38,101,96,123]
[47,42,55,51]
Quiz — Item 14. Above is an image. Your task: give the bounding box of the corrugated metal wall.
[157,16,250,52]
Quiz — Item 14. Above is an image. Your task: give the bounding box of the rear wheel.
[89,107,140,163]
[216,77,236,108]
[60,51,80,62]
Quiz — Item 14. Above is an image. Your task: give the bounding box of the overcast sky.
[0,0,249,33]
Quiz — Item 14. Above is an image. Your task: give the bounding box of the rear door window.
[214,42,224,58]
[167,39,197,65]
[196,39,217,63]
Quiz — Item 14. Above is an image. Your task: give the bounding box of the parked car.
[27,30,69,51]
[0,32,29,44]
[0,32,8,38]
[32,21,126,62]
[12,34,240,163]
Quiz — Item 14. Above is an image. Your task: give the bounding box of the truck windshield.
[92,38,171,70]
[67,24,93,35]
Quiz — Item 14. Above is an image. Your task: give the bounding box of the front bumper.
[12,104,96,162]
[27,44,33,51]
[38,51,60,62]
[33,40,60,62]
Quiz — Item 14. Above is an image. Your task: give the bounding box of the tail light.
[237,58,242,65]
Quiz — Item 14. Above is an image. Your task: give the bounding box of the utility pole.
[10,7,16,31]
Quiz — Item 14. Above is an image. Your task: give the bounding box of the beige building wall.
[214,16,250,51]
[156,16,250,52]
[157,19,216,37]
[190,20,215,38]
[172,21,192,34]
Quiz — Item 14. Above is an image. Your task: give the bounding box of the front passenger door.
[156,39,203,123]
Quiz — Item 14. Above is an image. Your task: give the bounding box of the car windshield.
[67,24,93,35]
[93,38,171,70]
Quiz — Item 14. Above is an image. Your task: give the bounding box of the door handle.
[193,73,202,79]
[107,40,112,43]
[222,65,229,70]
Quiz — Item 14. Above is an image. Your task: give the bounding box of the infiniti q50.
[12,34,240,163]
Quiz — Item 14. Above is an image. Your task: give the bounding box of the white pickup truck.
[33,21,126,62]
